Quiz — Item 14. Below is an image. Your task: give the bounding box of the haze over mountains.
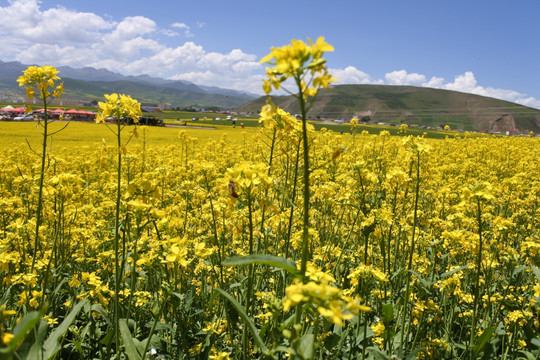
[0,60,258,108]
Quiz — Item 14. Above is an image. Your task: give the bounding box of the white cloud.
[330,66,382,85]
[516,97,540,109]
[198,49,256,72]
[424,76,445,88]
[385,70,427,86]
[121,42,206,75]
[17,44,99,68]
[92,16,162,60]
[441,72,530,105]
[172,71,263,95]
[0,0,112,45]
[171,22,193,38]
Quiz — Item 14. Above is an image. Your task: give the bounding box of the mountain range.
[2,61,540,132]
[0,60,257,108]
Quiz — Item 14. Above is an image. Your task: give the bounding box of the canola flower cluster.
[95,93,142,124]
[0,122,538,359]
[16,65,64,113]
[260,36,336,99]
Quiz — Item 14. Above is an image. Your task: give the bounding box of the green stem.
[295,76,310,327]
[283,138,302,260]
[30,93,49,273]
[399,151,421,353]
[469,198,483,359]
[243,192,256,360]
[259,127,277,252]
[114,118,122,354]
[140,292,170,360]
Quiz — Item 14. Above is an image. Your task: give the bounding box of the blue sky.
[1,0,539,107]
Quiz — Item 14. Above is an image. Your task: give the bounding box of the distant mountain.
[0,60,258,108]
[236,84,540,132]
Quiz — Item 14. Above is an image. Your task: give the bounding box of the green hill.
[236,84,540,132]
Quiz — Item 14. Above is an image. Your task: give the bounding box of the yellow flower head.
[283,277,370,326]
[258,101,303,132]
[17,65,63,111]
[226,162,272,196]
[95,93,142,124]
[260,36,337,96]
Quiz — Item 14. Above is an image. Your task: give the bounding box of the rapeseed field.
[0,39,539,360]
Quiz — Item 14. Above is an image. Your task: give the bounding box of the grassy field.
[1,103,473,140]
[0,121,264,154]
[0,119,464,154]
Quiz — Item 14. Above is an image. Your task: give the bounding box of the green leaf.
[409,270,431,289]
[119,319,141,360]
[26,320,48,360]
[531,266,540,282]
[222,254,299,276]
[91,303,112,327]
[365,346,391,360]
[297,334,314,360]
[382,303,394,324]
[518,351,537,360]
[43,299,88,360]
[512,265,526,276]
[404,347,426,360]
[440,265,467,278]
[0,311,42,355]
[472,326,496,357]
[214,288,268,354]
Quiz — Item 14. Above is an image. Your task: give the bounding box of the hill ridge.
[236,84,540,132]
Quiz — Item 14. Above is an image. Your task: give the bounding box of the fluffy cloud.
[197,49,257,73]
[441,72,540,107]
[171,22,193,38]
[17,44,99,68]
[0,0,112,45]
[385,70,426,86]
[173,71,263,94]
[329,66,382,85]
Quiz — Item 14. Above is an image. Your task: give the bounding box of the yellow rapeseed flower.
[95,93,142,124]
[17,65,63,113]
[260,36,337,96]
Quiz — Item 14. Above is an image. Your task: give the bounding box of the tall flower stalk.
[17,66,65,273]
[95,93,142,353]
[260,37,336,326]
[466,182,493,359]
